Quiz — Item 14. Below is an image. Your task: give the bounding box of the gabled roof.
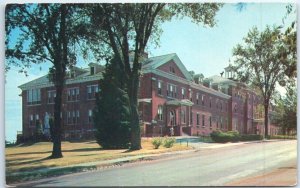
[142,53,193,81]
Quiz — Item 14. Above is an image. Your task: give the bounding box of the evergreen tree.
[94,56,131,149]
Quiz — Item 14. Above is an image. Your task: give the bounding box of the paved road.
[21,140,297,186]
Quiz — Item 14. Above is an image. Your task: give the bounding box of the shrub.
[210,130,237,143]
[240,134,263,141]
[211,130,264,143]
[163,137,176,148]
[152,137,163,149]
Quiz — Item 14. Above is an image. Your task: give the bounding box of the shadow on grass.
[7,156,51,167]
[7,147,103,157]
[6,165,97,185]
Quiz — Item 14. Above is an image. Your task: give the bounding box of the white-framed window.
[201,95,205,105]
[48,90,56,104]
[27,89,41,105]
[182,88,186,99]
[189,90,193,101]
[158,105,163,121]
[196,113,200,125]
[158,81,162,95]
[170,111,176,126]
[29,115,34,126]
[167,84,177,98]
[196,93,199,104]
[67,112,72,124]
[67,88,80,101]
[88,110,93,123]
[72,111,76,124]
[87,85,99,100]
[76,110,80,123]
[202,114,205,127]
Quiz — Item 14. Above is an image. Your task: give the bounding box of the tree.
[94,56,131,149]
[87,3,223,150]
[274,82,297,135]
[5,4,82,158]
[232,26,296,137]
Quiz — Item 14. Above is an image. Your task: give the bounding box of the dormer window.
[90,66,95,75]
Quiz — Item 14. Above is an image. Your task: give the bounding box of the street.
[19,140,297,186]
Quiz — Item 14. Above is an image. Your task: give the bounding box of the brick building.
[18,53,279,140]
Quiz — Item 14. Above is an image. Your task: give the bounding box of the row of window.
[158,81,227,111]
[28,110,94,127]
[27,85,99,105]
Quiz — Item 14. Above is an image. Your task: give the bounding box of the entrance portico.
[166,99,194,136]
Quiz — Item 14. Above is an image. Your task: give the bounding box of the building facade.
[18,53,279,140]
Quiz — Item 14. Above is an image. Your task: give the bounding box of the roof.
[142,53,193,81]
[18,69,103,90]
[207,75,237,86]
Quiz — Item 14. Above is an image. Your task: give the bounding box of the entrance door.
[170,110,176,126]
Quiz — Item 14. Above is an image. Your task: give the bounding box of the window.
[72,111,76,124]
[234,104,237,112]
[27,89,41,105]
[201,95,205,105]
[76,110,80,123]
[169,66,175,73]
[87,85,99,100]
[181,110,186,124]
[189,91,193,101]
[158,81,162,95]
[29,115,34,126]
[167,84,176,98]
[196,93,199,104]
[67,112,72,124]
[190,112,193,124]
[182,88,186,99]
[158,105,163,121]
[209,116,212,128]
[88,110,93,123]
[90,66,95,75]
[220,102,223,111]
[209,97,212,108]
[202,114,205,127]
[48,90,56,104]
[67,88,80,101]
[196,113,200,125]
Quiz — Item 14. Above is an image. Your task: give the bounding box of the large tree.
[5,4,82,158]
[232,26,296,137]
[86,3,222,150]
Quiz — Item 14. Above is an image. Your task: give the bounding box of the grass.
[6,138,191,183]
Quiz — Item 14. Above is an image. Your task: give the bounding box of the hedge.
[210,130,263,143]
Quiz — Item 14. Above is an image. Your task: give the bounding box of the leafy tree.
[5,4,83,158]
[94,56,131,149]
[274,82,297,135]
[87,3,223,150]
[232,26,296,137]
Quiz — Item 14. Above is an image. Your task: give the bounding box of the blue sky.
[5,3,297,142]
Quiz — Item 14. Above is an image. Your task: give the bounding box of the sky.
[4,3,297,142]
